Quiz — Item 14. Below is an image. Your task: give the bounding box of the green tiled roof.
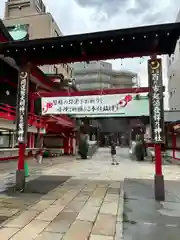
[7,24,28,41]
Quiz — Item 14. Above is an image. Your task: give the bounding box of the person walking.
[110,141,119,165]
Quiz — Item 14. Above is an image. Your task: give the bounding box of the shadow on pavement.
[4,175,70,195]
[123,178,180,240]
[0,175,71,226]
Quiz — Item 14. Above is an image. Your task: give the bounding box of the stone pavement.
[0,156,74,175]
[0,156,75,192]
[1,148,180,239]
[0,179,123,240]
[123,179,180,240]
[38,148,180,181]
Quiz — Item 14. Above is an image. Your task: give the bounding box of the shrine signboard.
[16,65,30,143]
[148,59,164,143]
[41,93,149,117]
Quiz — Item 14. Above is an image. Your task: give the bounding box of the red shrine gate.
[1,22,180,201]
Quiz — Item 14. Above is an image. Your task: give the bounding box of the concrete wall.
[167,11,180,110]
[72,61,136,90]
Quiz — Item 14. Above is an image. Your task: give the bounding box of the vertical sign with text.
[16,65,30,143]
[148,59,164,143]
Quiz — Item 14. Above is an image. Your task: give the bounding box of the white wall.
[167,11,180,110]
[0,119,38,133]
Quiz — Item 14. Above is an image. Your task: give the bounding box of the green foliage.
[79,138,88,159]
[134,141,144,161]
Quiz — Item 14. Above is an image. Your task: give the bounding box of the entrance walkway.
[40,147,180,181]
[1,148,180,239]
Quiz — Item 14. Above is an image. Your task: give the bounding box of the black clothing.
[111,144,116,155]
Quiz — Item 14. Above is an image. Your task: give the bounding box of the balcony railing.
[0,103,46,129]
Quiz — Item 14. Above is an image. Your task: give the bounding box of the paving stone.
[30,200,55,212]
[77,205,99,222]
[63,200,86,212]
[92,214,116,236]
[36,205,65,221]
[115,222,123,240]
[82,184,97,192]
[104,194,119,202]
[0,227,20,239]
[2,200,30,209]
[91,188,107,199]
[53,190,80,205]
[0,208,19,217]
[87,198,104,207]
[107,187,120,195]
[73,192,90,202]
[39,193,60,200]
[100,202,118,215]
[35,231,63,240]
[109,182,121,189]
[10,219,49,240]
[117,198,123,223]
[90,235,114,240]
[45,221,71,234]
[62,220,93,240]
[3,148,180,240]
[45,211,78,233]
[40,194,61,200]
[5,210,38,228]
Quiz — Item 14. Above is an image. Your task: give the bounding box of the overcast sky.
[1,0,180,108]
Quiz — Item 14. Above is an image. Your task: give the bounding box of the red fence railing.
[0,103,46,129]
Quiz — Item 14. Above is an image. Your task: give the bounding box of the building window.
[54,30,60,37]
[35,0,46,13]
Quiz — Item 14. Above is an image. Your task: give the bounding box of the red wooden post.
[18,143,26,170]
[70,135,73,155]
[16,64,30,191]
[64,136,69,155]
[172,132,176,159]
[149,56,165,201]
[154,144,162,175]
[28,97,35,148]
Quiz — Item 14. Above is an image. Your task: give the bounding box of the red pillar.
[172,132,176,159]
[29,96,35,148]
[149,56,165,201]
[18,143,26,170]
[27,133,30,148]
[70,135,73,155]
[16,64,31,191]
[154,144,162,175]
[64,136,69,155]
[154,142,165,201]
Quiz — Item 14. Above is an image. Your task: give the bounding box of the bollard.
[24,161,29,177]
